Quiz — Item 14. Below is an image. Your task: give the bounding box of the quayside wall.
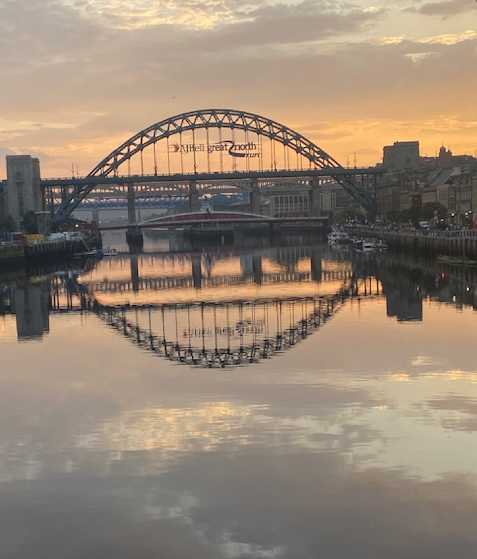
[351,229,477,259]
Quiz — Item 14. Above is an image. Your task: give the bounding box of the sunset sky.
[0,0,476,178]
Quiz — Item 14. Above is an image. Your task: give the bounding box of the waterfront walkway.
[348,226,477,259]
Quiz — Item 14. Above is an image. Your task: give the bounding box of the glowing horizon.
[0,0,476,178]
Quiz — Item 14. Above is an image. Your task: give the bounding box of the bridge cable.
[148,307,154,349]
[180,132,184,174]
[219,127,223,173]
[206,127,211,174]
[192,128,197,173]
[200,303,206,356]
[153,141,157,175]
[167,137,171,175]
[213,304,218,357]
[226,304,231,356]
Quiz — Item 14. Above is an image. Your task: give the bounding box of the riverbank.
[348,227,477,259]
[0,244,25,269]
[0,232,103,271]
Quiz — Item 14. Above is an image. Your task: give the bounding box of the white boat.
[327,230,350,244]
[361,238,375,252]
[101,247,119,257]
[359,238,388,253]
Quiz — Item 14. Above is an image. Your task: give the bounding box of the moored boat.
[102,247,119,257]
[327,229,350,244]
[357,237,388,253]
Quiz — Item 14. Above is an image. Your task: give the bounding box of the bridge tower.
[5,155,44,228]
[308,177,321,217]
[126,182,144,247]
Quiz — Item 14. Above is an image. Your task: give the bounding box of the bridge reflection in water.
[5,241,476,366]
[44,243,365,367]
[97,295,349,368]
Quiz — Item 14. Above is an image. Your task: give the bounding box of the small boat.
[358,238,388,253]
[361,238,375,252]
[327,229,350,244]
[101,247,119,257]
[74,249,103,259]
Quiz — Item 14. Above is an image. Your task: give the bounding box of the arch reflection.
[1,244,476,366]
[97,295,347,368]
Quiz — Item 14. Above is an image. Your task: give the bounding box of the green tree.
[407,206,422,227]
[0,201,15,231]
[421,202,446,221]
[22,211,38,234]
[332,207,366,224]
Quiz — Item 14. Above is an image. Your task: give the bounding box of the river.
[1,231,477,559]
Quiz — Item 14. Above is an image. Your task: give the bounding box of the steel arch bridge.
[53,108,377,222]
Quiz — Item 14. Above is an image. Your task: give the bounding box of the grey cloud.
[2,451,477,558]
[405,0,475,17]
[191,1,380,50]
[0,0,475,172]
[0,0,104,70]
[142,452,477,558]
[426,394,477,432]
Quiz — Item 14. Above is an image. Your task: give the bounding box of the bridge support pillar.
[308,177,321,217]
[250,179,261,214]
[252,255,263,285]
[189,180,200,212]
[311,248,322,282]
[92,209,100,227]
[126,182,143,247]
[191,255,202,289]
[130,254,140,292]
[127,183,136,226]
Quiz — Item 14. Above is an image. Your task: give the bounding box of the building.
[5,155,43,226]
[383,141,420,172]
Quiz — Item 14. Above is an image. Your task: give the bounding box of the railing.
[346,225,477,239]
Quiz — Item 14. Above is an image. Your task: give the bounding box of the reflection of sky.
[2,282,477,557]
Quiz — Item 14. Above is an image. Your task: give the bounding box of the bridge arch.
[54,109,376,222]
[89,108,340,178]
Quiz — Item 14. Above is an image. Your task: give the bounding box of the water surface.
[1,233,477,558]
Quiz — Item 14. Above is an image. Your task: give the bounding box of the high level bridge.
[30,109,383,224]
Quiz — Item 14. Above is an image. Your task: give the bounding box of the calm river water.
[1,231,477,559]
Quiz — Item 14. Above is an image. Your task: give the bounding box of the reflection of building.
[11,280,50,339]
[379,261,424,321]
[386,288,422,322]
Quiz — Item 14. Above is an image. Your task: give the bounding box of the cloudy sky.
[0,0,476,177]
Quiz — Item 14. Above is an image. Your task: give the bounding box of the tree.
[0,214,15,232]
[407,205,422,228]
[22,211,38,234]
[332,207,366,224]
[0,194,15,232]
[421,202,447,221]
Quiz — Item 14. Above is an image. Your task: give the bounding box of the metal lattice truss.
[54,108,376,222]
[96,294,348,369]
